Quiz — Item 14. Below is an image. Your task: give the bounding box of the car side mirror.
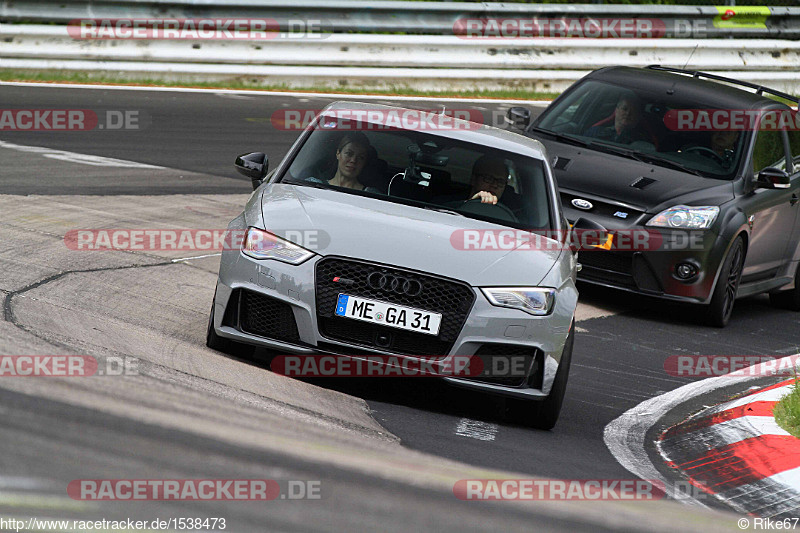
[235,152,269,190]
[756,167,790,190]
[569,217,609,252]
[506,107,531,130]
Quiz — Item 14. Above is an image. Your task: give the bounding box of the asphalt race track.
[1,82,798,531]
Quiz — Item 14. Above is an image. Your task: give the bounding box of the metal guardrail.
[3,60,800,95]
[1,2,799,93]
[1,1,800,39]
[2,26,799,71]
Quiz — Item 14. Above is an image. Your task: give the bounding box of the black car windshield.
[535,79,750,180]
[279,122,553,230]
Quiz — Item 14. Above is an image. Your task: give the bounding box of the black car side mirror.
[570,217,609,252]
[756,167,790,190]
[506,107,531,130]
[235,152,269,190]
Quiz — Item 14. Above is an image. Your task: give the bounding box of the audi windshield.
[279,123,554,231]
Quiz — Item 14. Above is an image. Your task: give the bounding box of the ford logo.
[571,198,593,210]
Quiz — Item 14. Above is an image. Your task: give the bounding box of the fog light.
[675,262,698,280]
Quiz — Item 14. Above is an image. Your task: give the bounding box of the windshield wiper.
[423,206,465,217]
[532,127,712,178]
[529,127,591,148]
[586,142,708,177]
[586,141,645,162]
[284,179,329,189]
[630,152,707,177]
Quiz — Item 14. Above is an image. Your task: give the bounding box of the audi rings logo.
[366,272,423,297]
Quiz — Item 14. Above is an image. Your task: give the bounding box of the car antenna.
[682,44,699,70]
[440,105,446,116]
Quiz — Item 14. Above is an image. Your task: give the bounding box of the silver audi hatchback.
[207,102,595,429]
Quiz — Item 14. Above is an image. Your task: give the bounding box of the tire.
[704,236,745,328]
[769,263,800,311]
[206,293,254,358]
[507,321,574,430]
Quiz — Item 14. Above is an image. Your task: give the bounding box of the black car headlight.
[646,206,719,230]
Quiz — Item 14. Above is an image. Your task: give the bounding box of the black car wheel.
[507,321,574,430]
[769,263,800,311]
[705,236,745,327]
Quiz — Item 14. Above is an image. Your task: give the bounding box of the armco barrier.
[1,1,799,39]
[1,2,799,93]
[2,27,799,71]
[4,58,800,94]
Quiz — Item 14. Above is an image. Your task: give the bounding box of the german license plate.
[334,294,441,335]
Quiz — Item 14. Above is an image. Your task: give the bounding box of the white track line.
[604,354,800,508]
[171,253,222,262]
[0,476,52,490]
[0,139,163,169]
[454,418,498,442]
[0,81,550,105]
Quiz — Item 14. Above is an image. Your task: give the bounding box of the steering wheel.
[459,198,518,223]
[683,146,725,165]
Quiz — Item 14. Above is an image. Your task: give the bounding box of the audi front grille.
[315,257,475,357]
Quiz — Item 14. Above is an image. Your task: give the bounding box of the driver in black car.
[710,130,739,158]
[465,156,522,213]
[584,94,651,145]
[680,130,740,167]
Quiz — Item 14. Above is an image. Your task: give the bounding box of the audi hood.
[258,184,562,287]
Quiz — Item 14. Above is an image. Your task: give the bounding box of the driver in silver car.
[469,155,507,205]
[465,156,523,214]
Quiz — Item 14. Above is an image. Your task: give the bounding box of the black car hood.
[539,139,735,212]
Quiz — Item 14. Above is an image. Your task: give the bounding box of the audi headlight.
[481,287,556,316]
[242,227,314,264]
[646,206,719,230]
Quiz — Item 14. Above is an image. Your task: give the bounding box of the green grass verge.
[774,375,800,438]
[0,69,558,101]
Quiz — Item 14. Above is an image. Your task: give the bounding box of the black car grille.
[578,251,663,293]
[469,344,543,388]
[315,257,475,357]
[236,289,301,343]
[579,250,633,274]
[578,250,637,289]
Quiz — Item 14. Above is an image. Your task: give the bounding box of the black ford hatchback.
[508,66,800,327]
